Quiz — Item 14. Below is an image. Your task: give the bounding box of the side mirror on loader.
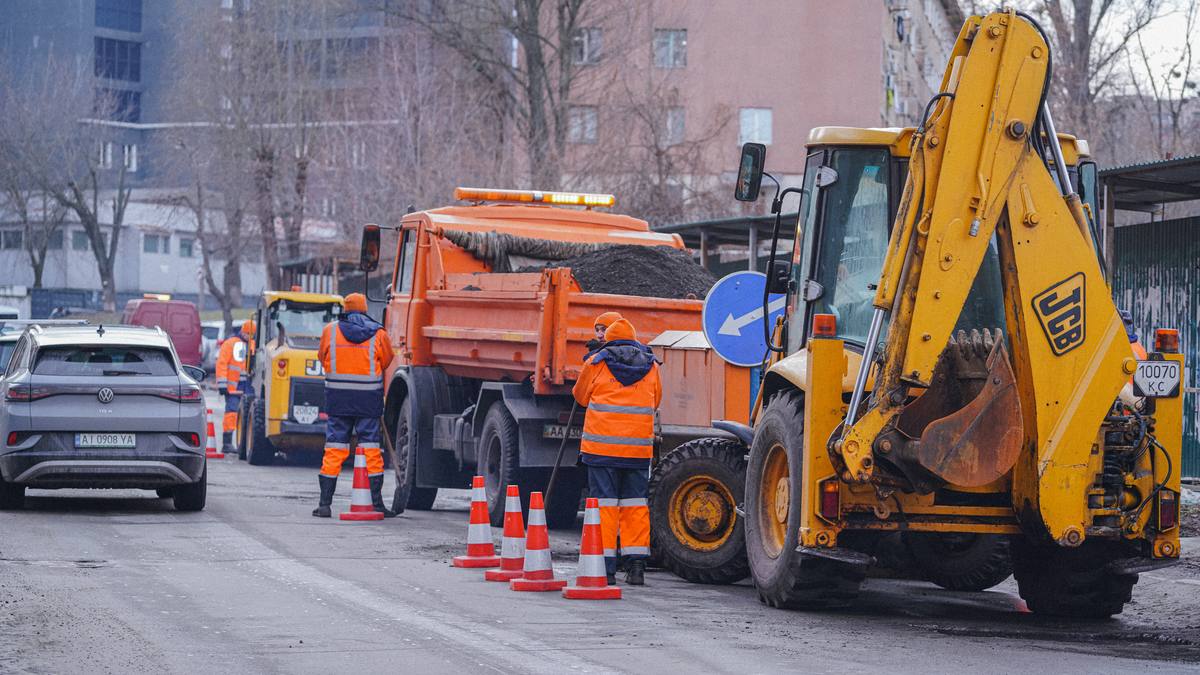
[735,142,767,202]
[359,223,381,273]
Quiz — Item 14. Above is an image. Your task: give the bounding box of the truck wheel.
[392,401,437,511]
[904,532,1012,591]
[745,392,864,609]
[246,398,275,466]
[173,466,207,512]
[478,402,522,527]
[649,437,749,584]
[1012,539,1137,618]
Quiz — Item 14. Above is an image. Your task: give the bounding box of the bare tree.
[1129,0,1199,158]
[0,54,132,310]
[0,184,67,289]
[391,0,628,190]
[1027,0,1162,135]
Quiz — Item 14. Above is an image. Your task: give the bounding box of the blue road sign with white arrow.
[702,270,787,367]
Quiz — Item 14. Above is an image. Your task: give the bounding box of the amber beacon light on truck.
[453,187,616,208]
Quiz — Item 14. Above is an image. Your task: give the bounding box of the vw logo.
[97,388,115,404]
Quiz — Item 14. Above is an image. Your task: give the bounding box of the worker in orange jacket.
[314,293,395,518]
[586,311,624,353]
[215,319,256,454]
[573,317,661,585]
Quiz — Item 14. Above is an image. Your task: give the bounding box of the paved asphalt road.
[3,456,1200,673]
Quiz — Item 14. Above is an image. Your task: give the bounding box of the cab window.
[394,229,416,294]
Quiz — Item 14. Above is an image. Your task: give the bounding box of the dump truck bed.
[421,267,702,395]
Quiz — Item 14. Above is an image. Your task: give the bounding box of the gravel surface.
[522,245,716,299]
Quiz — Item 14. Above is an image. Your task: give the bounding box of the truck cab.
[239,289,343,465]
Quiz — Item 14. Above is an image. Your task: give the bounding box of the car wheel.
[174,466,207,512]
[247,398,276,466]
[0,474,25,510]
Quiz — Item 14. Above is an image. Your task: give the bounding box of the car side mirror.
[360,224,381,273]
[182,365,206,382]
[735,143,767,202]
[767,259,791,294]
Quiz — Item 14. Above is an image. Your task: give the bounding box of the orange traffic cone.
[339,446,384,521]
[509,491,567,592]
[563,498,621,600]
[485,485,526,581]
[204,408,224,459]
[452,476,500,567]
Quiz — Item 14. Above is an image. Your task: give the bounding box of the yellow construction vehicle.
[239,289,344,465]
[731,9,1182,617]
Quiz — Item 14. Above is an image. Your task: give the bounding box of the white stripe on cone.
[472,485,487,501]
[584,507,601,525]
[577,553,607,578]
[523,547,552,573]
[526,507,546,527]
[501,536,525,559]
[468,522,492,544]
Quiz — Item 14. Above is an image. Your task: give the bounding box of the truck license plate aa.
[1133,359,1181,398]
[542,424,582,440]
[75,433,136,448]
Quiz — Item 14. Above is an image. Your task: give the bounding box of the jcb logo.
[1032,272,1086,356]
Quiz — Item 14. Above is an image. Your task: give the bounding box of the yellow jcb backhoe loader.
[733,9,1182,618]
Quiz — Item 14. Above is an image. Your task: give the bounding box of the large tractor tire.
[246,398,276,466]
[392,400,438,511]
[649,437,749,584]
[904,532,1012,591]
[744,392,864,610]
[478,401,579,529]
[1011,539,1138,618]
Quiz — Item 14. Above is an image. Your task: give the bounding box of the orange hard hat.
[344,293,368,313]
[594,311,623,329]
[241,319,256,337]
[604,318,636,342]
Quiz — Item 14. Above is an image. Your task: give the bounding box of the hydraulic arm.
[836,11,1134,545]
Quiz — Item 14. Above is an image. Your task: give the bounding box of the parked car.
[0,320,89,371]
[121,295,202,366]
[200,320,227,374]
[0,323,208,511]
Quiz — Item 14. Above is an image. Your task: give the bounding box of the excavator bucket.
[894,330,1024,488]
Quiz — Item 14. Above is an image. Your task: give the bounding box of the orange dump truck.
[358,188,750,529]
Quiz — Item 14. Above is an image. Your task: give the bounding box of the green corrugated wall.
[1112,216,1199,478]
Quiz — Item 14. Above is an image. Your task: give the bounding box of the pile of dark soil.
[522,245,716,299]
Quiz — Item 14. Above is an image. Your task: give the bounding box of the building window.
[94,37,141,82]
[739,107,773,145]
[98,142,114,169]
[665,106,685,146]
[572,28,602,65]
[72,230,90,251]
[143,232,169,254]
[123,144,138,172]
[567,105,598,144]
[179,238,194,258]
[46,229,64,250]
[653,29,687,68]
[1,230,23,250]
[350,140,367,168]
[96,88,141,122]
[321,197,338,218]
[95,0,142,32]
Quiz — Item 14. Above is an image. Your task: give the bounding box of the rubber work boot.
[625,560,645,586]
[606,573,617,586]
[369,475,397,518]
[221,431,235,455]
[312,475,336,518]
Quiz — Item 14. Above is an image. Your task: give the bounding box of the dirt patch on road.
[1183,502,1200,537]
[522,245,716,300]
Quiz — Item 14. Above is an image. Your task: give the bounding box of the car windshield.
[33,345,177,376]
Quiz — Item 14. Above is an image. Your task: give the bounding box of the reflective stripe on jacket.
[572,352,661,469]
[318,319,394,417]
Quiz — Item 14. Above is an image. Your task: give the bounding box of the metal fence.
[1112,216,1199,478]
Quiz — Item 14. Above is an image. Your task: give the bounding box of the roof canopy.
[1099,155,1200,212]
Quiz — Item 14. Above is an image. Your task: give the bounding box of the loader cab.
[741,127,1094,357]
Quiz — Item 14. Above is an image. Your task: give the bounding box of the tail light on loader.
[1154,328,1180,353]
[812,313,837,338]
[818,477,841,521]
[277,359,289,377]
[1157,489,1180,531]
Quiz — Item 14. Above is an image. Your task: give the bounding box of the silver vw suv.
[0,324,208,511]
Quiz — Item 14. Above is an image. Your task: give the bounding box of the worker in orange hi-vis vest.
[572,317,662,586]
[313,293,395,518]
[215,319,256,455]
[585,311,624,354]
